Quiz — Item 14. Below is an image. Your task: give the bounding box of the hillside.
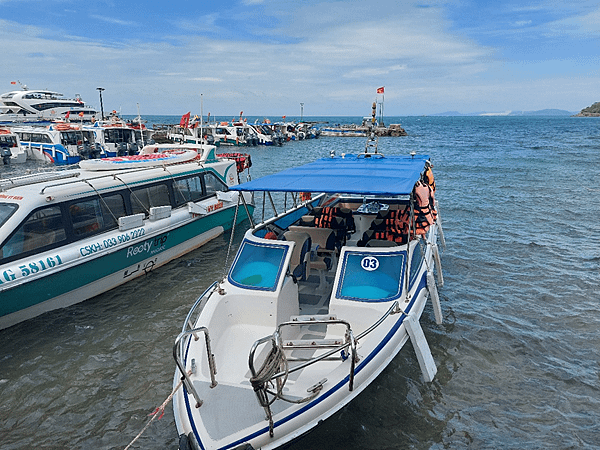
[574,102,600,117]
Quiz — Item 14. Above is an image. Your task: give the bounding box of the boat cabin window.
[27,133,52,144]
[0,203,18,228]
[60,131,95,146]
[131,183,170,216]
[69,194,126,237]
[204,172,227,197]
[172,175,204,205]
[336,250,405,302]
[229,240,288,291]
[104,128,134,144]
[0,135,18,147]
[409,240,425,288]
[1,205,67,260]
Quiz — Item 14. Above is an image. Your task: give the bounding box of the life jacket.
[389,208,410,244]
[413,181,435,235]
[423,166,436,192]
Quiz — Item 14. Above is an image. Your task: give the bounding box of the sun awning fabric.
[229,153,429,196]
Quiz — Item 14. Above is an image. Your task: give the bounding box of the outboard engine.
[117,142,128,156]
[93,143,102,159]
[79,143,92,159]
[1,146,12,165]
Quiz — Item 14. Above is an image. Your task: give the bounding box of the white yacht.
[0,84,98,124]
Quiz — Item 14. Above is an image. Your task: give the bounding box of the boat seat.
[283,231,312,281]
[299,215,315,227]
[366,239,397,247]
[288,226,335,283]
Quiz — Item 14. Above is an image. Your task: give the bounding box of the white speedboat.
[0,84,97,124]
[173,127,446,449]
[12,123,101,165]
[84,113,146,157]
[0,127,27,164]
[0,144,254,330]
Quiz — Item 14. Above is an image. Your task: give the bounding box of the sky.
[1,0,599,116]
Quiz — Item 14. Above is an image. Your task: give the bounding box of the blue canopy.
[230,153,430,196]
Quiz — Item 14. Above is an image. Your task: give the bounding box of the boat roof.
[230,153,429,196]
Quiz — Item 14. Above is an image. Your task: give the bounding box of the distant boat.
[0,84,98,124]
[0,127,27,164]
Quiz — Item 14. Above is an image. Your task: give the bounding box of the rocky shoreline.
[574,102,600,117]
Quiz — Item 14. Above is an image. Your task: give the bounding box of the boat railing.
[250,299,407,393]
[173,281,220,409]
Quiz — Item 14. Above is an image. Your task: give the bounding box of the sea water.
[0,115,599,449]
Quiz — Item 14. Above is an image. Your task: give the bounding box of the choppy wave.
[1,116,599,449]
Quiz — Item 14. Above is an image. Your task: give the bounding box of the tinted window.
[69,193,125,237]
[131,184,170,216]
[1,205,66,260]
[173,175,203,205]
[204,172,226,197]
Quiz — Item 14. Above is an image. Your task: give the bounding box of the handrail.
[173,326,217,408]
[172,281,220,409]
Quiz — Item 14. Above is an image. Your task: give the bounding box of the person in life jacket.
[412,180,436,235]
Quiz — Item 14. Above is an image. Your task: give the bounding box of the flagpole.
[200,94,204,145]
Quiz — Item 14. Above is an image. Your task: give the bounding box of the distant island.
[432,109,575,116]
[573,102,600,117]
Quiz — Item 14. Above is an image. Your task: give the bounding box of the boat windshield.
[336,250,406,302]
[229,240,288,291]
[0,203,18,228]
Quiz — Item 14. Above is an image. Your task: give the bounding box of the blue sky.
[1,0,598,116]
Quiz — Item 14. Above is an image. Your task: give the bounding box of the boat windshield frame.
[228,238,290,291]
[335,248,407,302]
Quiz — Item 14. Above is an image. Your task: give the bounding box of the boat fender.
[432,242,444,287]
[427,271,443,325]
[178,433,192,450]
[404,314,437,382]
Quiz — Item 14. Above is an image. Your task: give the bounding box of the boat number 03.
[1,255,64,284]
[361,256,380,271]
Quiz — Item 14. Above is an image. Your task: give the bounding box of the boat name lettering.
[207,201,224,213]
[0,193,24,201]
[0,255,63,285]
[79,228,146,257]
[126,233,168,258]
[361,256,380,271]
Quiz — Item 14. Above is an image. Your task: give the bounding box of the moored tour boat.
[0,127,27,164]
[11,122,100,165]
[172,125,446,449]
[0,144,254,330]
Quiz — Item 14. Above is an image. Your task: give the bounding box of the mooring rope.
[123,370,191,450]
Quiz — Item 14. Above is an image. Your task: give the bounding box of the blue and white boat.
[0,144,254,330]
[84,114,143,157]
[12,123,101,165]
[173,128,446,449]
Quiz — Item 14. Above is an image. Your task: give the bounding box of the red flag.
[10,81,16,85]
[65,111,70,119]
[79,111,84,117]
[377,86,384,94]
[180,111,191,127]
[282,115,286,120]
